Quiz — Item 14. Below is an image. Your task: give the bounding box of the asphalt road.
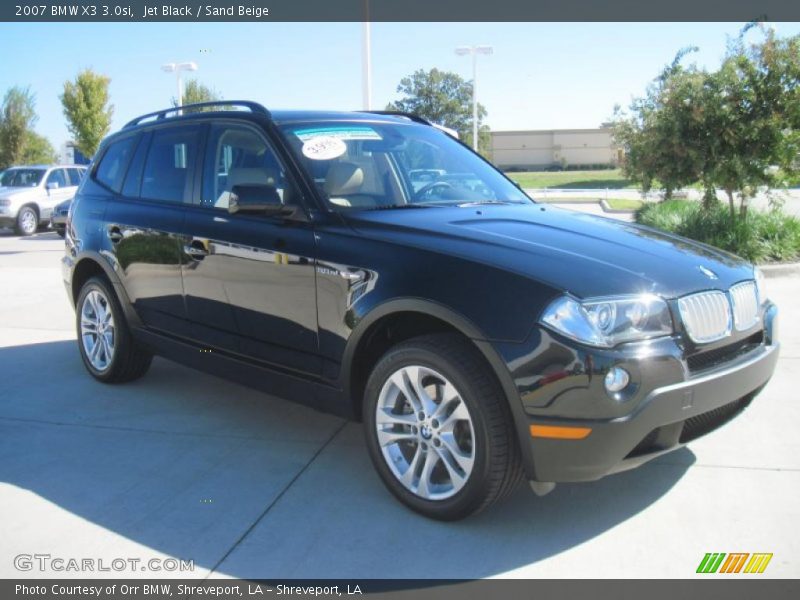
[1,229,798,580]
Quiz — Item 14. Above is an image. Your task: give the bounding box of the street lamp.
[455,45,493,151]
[362,0,372,110]
[162,61,198,112]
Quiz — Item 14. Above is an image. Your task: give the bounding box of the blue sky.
[1,21,799,150]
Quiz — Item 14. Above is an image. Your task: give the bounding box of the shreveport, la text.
[16,584,363,597]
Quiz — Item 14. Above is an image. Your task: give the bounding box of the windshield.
[279,120,531,210]
[0,168,45,188]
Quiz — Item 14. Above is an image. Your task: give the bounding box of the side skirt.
[133,327,353,418]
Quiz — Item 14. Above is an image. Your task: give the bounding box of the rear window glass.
[95,137,137,192]
[0,168,45,187]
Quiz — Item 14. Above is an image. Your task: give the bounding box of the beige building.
[490,128,620,170]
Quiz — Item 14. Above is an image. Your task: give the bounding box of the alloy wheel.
[20,209,37,235]
[375,365,476,500]
[80,289,116,371]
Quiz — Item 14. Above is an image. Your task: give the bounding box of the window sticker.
[294,126,382,142]
[301,136,347,161]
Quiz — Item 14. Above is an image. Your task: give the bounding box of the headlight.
[754,267,768,304]
[540,294,674,348]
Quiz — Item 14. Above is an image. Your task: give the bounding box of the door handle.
[108,227,123,243]
[184,240,209,259]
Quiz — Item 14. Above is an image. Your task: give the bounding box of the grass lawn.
[508,169,635,189]
[535,196,644,211]
[605,198,644,211]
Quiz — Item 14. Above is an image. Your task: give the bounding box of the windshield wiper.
[456,200,520,207]
[361,203,434,211]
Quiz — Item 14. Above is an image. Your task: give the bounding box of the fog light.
[604,367,630,393]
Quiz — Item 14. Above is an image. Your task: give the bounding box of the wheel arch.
[70,253,142,329]
[343,299,501,415]
[342,298,539,479]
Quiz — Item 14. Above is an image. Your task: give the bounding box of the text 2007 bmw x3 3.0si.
[62,102,779,520]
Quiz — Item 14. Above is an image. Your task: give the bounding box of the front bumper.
[501,303,779,483]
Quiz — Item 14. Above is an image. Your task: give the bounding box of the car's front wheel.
[76,276,153,383]
[363,334,523,520]
[15,206,38,236]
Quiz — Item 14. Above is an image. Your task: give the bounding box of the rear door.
[102,125,200,337]
[181,121,320,376]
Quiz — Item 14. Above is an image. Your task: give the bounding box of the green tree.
[0,86,38,169]
[703,25,800,219]
[386,68,490,155]
[173,79,223,111]
[20,132,57,164]
[612,48,707,201]
[60,69,114,158]
[613,26,800,222]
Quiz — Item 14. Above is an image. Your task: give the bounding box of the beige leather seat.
[324,161,385,208]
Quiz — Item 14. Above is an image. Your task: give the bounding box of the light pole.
[162,61,198,112]
[455,45,492,151]
[362,0,372,110]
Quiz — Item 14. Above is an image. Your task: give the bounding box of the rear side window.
[95,137,137,192]
[140,127,200,203]
[46,169,67,188]
[67,168,85,186]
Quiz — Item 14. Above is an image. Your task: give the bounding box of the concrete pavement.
[0,230,798,579]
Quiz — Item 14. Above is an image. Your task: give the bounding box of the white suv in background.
[0,165,87,235]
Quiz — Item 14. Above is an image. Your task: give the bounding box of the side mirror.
[228,184,293,216]
[46,182,60,191]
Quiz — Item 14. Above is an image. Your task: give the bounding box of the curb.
[599,199,637,214]
[759,262,800,279]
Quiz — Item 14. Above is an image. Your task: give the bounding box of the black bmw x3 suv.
[63,101,779,520]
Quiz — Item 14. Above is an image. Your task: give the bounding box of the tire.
[76,276,152,383]
[363,333,524,520]
[56,228,66,238]
[15,206,38,236]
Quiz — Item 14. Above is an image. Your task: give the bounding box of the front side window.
[278,120,530,210]
[0,168,46,188]
[201,123,293,210]
[95,136,137,192]
[140,127,200,203]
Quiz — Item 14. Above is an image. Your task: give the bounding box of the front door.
[181,122,320,376]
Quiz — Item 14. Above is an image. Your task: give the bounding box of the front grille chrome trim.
[678,290,732,344]
[730,280,759,331]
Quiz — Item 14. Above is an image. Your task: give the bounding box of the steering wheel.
[413,180,454,201]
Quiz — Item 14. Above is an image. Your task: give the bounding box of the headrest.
[228,167,276,188]
[324,162,364,196]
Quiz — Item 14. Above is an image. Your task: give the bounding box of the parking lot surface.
[1,230,798,579]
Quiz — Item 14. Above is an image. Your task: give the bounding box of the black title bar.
[2,0,800,22]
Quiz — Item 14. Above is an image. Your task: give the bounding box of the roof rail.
[124,101,270,128]
[360,110,432,126]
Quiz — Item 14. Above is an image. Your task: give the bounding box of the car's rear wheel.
[363,333,523,520]
[15,206,38,236]
[76,276,152,383]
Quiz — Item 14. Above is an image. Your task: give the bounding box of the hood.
[0,186,39,201]
[341,203,754,299]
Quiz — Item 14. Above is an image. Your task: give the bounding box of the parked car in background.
[64,102,778,520]
[49,198,72,237]
[0,165,87,235]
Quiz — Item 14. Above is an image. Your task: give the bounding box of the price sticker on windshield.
[301,136,347,161]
